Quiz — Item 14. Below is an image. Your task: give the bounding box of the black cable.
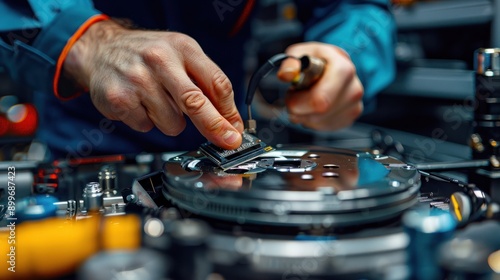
[245,53,290,106]
[244,53,292,121]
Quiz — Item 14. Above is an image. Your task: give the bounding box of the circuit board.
[199,132,274,170]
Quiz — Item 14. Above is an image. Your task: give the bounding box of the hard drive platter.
[162,145,421,230]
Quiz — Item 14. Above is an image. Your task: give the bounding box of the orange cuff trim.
[229,0,255,37]
[53,14,110,100]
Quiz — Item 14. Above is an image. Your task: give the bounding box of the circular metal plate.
[162,145,420,227]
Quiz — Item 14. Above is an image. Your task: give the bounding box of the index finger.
[184,53,244,135]
[145,55,241,150]
[164,67,243,150]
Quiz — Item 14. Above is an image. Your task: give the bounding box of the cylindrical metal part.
[53,196,124,211]
[98,165,118,196]
[403,208,456,280]
[66,199,77,219]
[82,182,104,213]
[292,55,326,91]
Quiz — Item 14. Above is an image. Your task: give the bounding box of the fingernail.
[222,130,239,145]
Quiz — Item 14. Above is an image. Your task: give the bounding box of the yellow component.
[292,74,302,84]
[490,139,498,147]
[102,215,141,250]
[0,215,141,279]
[450,194,463,222]
[470,133,484,153]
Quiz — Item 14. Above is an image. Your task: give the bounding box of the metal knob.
[82,182,104,213]
[98,165,118,196]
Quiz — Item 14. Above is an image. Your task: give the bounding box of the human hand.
[277,42,364,131]
[63,20,243,150]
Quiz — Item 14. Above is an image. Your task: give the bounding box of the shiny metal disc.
[162,145,420,227]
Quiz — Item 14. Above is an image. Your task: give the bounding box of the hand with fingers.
[277,42,364,131]
[63,20,244,150]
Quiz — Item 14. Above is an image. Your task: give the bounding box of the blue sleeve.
[0,0,101,98]
[299,0,396,105]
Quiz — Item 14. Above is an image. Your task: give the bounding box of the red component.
[8,103,38,136]
[34,166,62,193]
[53,154,125,168]
[0,114,9,136]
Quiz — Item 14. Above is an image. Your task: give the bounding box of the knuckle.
[104,89,136,117]
[213,70,233,97]
[212,71,234,110]
[224,108,242,124]
[142,45,166,65]
[104,90,125,109]
[182,90,207,115]
[170,33,199,55]
[125,65,150,86]
[205,116,226,134]
[104,90,127,113]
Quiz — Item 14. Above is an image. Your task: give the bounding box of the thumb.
[276,57,301,82]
